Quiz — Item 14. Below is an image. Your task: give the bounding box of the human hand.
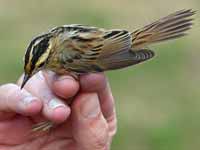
[0,71,116,150]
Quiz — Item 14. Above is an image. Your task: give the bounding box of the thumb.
[71,93,109,150]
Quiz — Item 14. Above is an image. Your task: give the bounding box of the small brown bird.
[21,9,195,131]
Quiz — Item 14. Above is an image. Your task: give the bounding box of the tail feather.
[131,9,195,49]
[97,9,195,71]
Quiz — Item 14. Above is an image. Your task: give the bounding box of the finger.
[98,83,117,137]
[0,84,42,117]
[80,73,112,118]
[71,93,109,150]
[43,71,80,99]
[80,73,107,92]
[80,73,117,136]
[17,71,70,123]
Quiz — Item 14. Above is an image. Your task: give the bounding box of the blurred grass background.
[0,0,199,149]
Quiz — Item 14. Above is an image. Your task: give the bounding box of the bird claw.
[32,121,54,132]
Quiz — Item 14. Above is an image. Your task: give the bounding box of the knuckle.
[92,136,108,150]
[106,113,117,137]
[90,121,109,149]
[0,84,21,100]
[0,83,18,90]
[94,74,107,90]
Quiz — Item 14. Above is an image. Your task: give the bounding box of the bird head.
[21,33,53,89]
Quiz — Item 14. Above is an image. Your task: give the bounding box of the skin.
[0,72,116,150]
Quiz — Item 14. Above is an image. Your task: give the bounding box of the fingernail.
[80,93,100,118]
[19,96,39,111]
[22,96,38,105]
[48,98,65,109]
[56,76,74,81]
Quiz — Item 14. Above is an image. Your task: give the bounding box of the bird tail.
[131,9,195,49]
[97,9,195,71]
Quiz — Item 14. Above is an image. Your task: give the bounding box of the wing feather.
[99,29,132,58]
[59,25,153,72]
[64,28,132,63]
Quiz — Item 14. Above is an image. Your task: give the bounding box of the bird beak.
[21,74,30,89]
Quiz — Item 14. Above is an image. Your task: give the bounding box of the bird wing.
[59,25,154,72]
[96,29,154,70]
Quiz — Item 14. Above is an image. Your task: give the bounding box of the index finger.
[43,71,80,99]
[17,72,72,123]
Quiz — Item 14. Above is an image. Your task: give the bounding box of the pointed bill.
[21,74,30,89]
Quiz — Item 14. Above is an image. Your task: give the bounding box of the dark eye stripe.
[24,33,50,67]
[30,36,51,70]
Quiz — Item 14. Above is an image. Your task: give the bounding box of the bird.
[21,9,195,131]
